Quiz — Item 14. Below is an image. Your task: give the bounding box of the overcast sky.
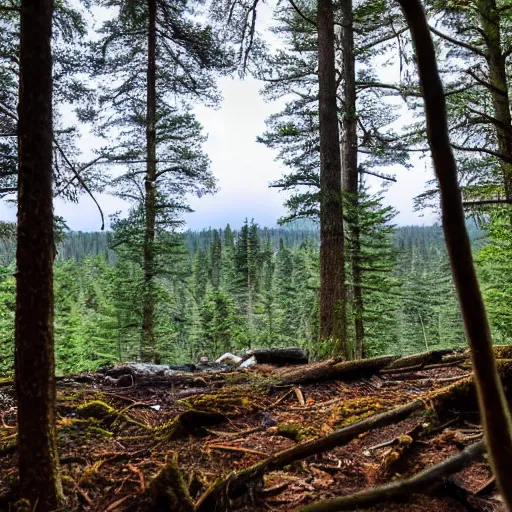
[0,3,438,233]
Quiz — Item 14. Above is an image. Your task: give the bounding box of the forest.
[0,220,490,376]
[2,0,512,510]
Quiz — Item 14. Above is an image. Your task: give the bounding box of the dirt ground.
[0,352,505,511]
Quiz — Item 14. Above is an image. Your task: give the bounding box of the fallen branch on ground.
[295,440,485,512]
[278,355,399,386]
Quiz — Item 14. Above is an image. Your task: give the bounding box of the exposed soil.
[0,352,505,511]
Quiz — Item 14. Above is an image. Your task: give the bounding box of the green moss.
[77,400,115,420]
[149,454,195,512]
[86,426,113,438]
[182,393,258,415]
[329,397,390,427]
[275,423,313,442]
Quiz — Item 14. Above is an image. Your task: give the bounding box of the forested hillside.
[3,0,512,508]
[0,219,493,376]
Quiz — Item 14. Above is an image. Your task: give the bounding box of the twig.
[206,444,267,457]
[105,494,133,511]
[266,388,295,409]
[127,463,146,492]
[293,386,306,406]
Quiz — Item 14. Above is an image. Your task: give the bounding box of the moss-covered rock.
[76,400,115,420]
[274,423,314,442]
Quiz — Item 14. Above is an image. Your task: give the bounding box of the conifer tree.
[93,0,229,360]
[14,0,64,507]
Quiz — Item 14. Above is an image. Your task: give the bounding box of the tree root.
[294,440,485,512]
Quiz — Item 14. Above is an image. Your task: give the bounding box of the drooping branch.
[287,0,316,27]
[463,199,512,206]
[52,138,105,230]
[429,25,487,58]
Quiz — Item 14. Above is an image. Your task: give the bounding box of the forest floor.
[0,349,509,512]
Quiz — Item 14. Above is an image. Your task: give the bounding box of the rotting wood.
[295,441,485,512]
[384,349,455,370]
[194,399,424,512]
[278,355,399,386]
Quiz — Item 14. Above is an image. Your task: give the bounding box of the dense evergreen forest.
[0,219,499,376]
[3,0,512,508]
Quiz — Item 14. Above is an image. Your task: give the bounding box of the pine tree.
[14,0,64,506]
[93,0,228,360]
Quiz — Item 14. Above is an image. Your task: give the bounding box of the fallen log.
[241,348,308,366]
[194,398,424,512]
[384,349,455,371]
[295,440,485,512]
[278,355,399,386]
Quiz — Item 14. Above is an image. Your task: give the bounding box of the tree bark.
[15,0,64,508]
[317,0,348,358]
[141,0,158,362]
[396,0,512,509]
[475,0,512,202]
[338,0,363,359]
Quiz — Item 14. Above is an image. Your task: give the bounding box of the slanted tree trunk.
[15,0,64,508]
[141,0,158,362]
[397,0,512,508]
[317,0,348,358]
[338,0,363,359]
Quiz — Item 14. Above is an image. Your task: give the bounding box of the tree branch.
[288,0,316,27]
[52,138,105,230]
[429,25,487,58]
[451,142,512,164]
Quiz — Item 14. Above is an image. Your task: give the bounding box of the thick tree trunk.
[338,0,363,359]
[15,0,64,509]
[141,0,158,362]
[397,0,512,508]
[476,0,512,201]
[317,0,347,358]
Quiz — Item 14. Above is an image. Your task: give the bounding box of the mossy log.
[279,355,399,386]
[294,441,485,512]
[382,349,456,371]
[149,454,195,512]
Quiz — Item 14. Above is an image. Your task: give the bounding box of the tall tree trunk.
[142,0,157,362]
[15,0,64,509]
[338,0,363,359]
[397,0,512,508]
[476,0,512,202]
[317,0,348,358]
